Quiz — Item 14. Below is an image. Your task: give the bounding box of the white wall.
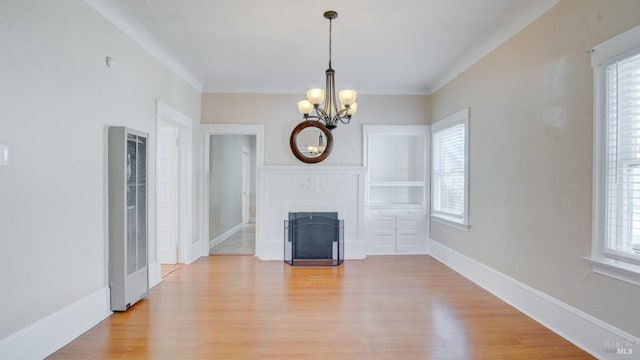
[209,135,255,239]
[430,0,640,337]
[0,0,201,340]
[201,93,430,166]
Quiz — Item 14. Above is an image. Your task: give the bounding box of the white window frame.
[430,108,470,230]
[586,25,640,286]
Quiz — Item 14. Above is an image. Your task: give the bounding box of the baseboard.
[209,223,243,249]
[187,240,202,264]
[149,262,162,288]
[428,239,640,359]
[0,287,111,360]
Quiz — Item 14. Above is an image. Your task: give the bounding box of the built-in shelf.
[363,125,430,255]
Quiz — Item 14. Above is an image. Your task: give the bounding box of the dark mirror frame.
[289,121,333,164]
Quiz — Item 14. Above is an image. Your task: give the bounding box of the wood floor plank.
[50,255,593,359]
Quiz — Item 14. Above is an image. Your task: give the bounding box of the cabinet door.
[368,215,396,253]
[396,215,424,253]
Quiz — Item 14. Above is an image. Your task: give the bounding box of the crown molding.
[427,0,560,94]
[82,0,204,91]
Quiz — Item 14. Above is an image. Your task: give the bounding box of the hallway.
[210,223,255,255]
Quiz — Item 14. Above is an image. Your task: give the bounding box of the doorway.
[158,122,180,265]
[201,124,264,257]
[153,101,195,286]
[208,135,256,255]
[241,145,251,225]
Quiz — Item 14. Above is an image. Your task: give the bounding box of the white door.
[159,124,179,264]
[241,146,251,224]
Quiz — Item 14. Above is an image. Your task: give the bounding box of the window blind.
[605,51,640,263]
[432,122,465,220]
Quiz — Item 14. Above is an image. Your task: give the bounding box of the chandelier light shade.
[297,10,358,130]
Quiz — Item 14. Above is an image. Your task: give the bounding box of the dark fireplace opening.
[284,212,344,266]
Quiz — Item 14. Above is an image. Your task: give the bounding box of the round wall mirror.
[290,121,333,163]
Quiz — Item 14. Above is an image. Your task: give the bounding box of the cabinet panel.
[367,213,425,254]
[396,215,425,253]
[368,215,396,253]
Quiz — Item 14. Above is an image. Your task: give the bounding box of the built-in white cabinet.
[108,127,149,311]
[363,125,429,255]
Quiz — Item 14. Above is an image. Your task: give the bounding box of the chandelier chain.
[328,18,332,69]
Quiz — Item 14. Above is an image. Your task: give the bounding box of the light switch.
[0,140,9,166]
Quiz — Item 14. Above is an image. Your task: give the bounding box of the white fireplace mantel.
[256,166,367,260]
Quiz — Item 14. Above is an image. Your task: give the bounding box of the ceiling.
[85,0,559,95]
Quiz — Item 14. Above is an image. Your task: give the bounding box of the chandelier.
[297,10,358,130]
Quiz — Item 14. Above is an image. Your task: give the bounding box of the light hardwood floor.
[160,263,183,278]
[50,256,592,359]
[210,223,255,255]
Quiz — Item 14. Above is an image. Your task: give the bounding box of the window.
[589,25,640,285]
[431,108,470,229]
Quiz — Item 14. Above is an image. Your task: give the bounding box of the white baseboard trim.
[149,262,162,289]
[209,223,243,249]
[428,239,640,359]
[0,287,112,360]
[187,239,204,264]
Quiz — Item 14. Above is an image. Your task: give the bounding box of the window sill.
[582,257,640,287]
[430,215,471,231]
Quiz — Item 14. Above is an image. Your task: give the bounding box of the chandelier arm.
[304,115,323,122]
[338,116,352,125]
[314,106,330,121]
[332,108,349,121]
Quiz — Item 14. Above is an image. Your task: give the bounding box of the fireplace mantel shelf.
[259,165,366,175]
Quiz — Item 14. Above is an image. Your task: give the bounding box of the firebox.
[284,212,344,266]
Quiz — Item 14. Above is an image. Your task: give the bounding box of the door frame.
[241,145,251,224]
[201,124,264,257]
[158,123,180,264]
[152,100,194,287]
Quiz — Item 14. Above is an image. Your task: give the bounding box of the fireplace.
[284,212,344,266]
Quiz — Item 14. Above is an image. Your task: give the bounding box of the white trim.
[592,63,607,262]
[149,263,162,288]
[429,0,559,93]
[589,26,640,282]
[209,223,243,249]
[201,134,211,257]
[0,287,111,360]
[155,101,197,287]
[431,108,470,229]
[430,215,470,231]
[201,124,264,258]
[84,0,204,92]
[260,165,366,175]
[591,25,640,67]
[429,240,640,359]
[582,257,640,287]
[82,0,203,91]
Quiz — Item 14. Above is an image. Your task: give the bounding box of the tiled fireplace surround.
[257,166,367,260]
